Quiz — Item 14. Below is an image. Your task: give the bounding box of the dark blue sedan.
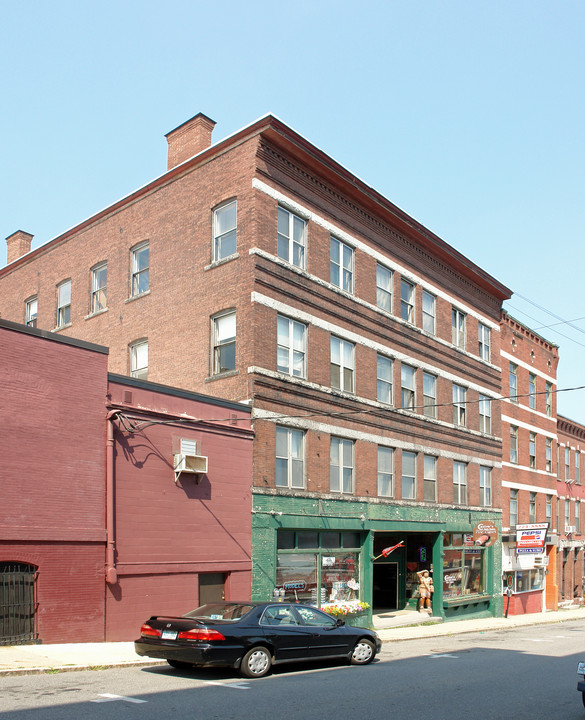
[135,601,381,678]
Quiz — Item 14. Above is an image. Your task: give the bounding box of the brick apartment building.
[0,112,515,622]
[0,318,253,644]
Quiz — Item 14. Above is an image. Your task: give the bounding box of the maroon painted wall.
[0,321,108,643]
[105,378,254,640]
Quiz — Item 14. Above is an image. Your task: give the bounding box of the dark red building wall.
[0,321,109,643]
[105,378,253,640]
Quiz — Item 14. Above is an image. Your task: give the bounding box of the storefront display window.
[442,536,485,598]
[502,569,544,593]
[276,531,362,608]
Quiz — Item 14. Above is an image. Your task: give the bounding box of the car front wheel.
[240,646,272,678]
[350,638,375,665]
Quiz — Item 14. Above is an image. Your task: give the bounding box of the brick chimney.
[6,230,33,265]
[165,113,216,170]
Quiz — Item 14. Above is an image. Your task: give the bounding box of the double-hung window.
[330,437,353,494]
[453,461,467,504]
[330,237,353,293]
[478,322,491,361]
[452,309,466,349]
[91,263,107,313]
[509,362,518,402]
[510,489,518,527]
[453,384,467,426]
[528,373,537,410]
[377,446,394,497]
[400,279,415,323]
[57,280,71,327]
[277,207,306,268]
[545,382,553,416]
[529,492,537,523]
[129,339,148,380]
[565,447,571,481]
[213,200,237,261]
[276,426,305,489]
[529,432,537,469]
[577,452,581,484]
[480,466,492,507]
[131,242,149,296]
[546,496,552,524]
[212,310,236,374]
[277,315,307,378]
[402,451,417,500]
[25,297,37,327]
[422,372,437,418]
[576,501,580,533]
[423,455,437,502]
[422,291,436,334]
[376,264,393,313]
[546,438,553,472]
[510,426,519,464]
[377,354,393,405]
[479,395,492,434]
[401,364,416,410]
[331,336,355,392]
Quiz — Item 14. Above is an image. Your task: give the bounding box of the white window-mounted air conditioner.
[565,525,576,534]
[174,453,208,483]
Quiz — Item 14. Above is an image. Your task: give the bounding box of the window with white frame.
[129,339,148,380]
[546,495,552,524]
[565,499,570,530]
[545,382,553,416]
[509,362,518,402]
[91,262,107,314]
[480,466,492,507]
[422,372,437,418]
[546,438,553,472]
[131,242,149,296]
[528,373,537,410]
[275,426,305,489]
[376,264,393,313]
[377,446,394,497]
[212,310,236,374]
[277,315,307,378]
[25,296,37,327]
[529,432,537,469]
[510,489,518,527]
[479,395,492,434]
[565,447,571,481]
[452,384,467,426]
[377,354,393,405]
[330,237,354,293]
[330,336,355,392]
[453,461,467,504]
[213,200,237,261]
[452,309,466,349]
[330,437,354,494]
[576,501,580,533]
[577,452,581,484]
[401,364,416,410]
[402,451,417,500]
[478,322,491,362]
[277,206,306,269]
[529,492,537,523]
[57,280,71,327]
[400,279,415,323]
[423,454,437,502]
[422,291,436,334]
[510,426,519,464]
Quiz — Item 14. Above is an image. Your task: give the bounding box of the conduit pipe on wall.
[105,410,119,585]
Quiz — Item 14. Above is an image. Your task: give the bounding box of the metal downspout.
[105,410,118,585]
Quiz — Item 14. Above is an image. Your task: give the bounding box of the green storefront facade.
[252,492,503,625]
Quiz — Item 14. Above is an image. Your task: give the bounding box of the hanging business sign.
[516,523,548,554]
[472,521,498,547]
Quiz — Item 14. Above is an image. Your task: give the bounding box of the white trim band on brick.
[252,178,501,332]
[502,479,557,496]
[500,350,557,384]
[501,415,558,439]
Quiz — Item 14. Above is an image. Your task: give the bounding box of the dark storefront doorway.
[198,573,226,605]
[373,562,398,610]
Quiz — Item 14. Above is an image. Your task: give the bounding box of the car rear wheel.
[581,691,585,708]
[350,638,375,665]
[167,659,193,670]
[240,646,272,678]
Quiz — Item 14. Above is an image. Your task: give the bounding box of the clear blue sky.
[2,1,584,420]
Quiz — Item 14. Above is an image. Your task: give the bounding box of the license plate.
[162,630,178,640]
[578,662,585,675]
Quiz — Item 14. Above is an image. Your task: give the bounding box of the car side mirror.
[336,618,345,627]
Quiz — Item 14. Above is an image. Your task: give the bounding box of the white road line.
[429,654,459,659]
[202,681,250,690]
[91,693,148,703]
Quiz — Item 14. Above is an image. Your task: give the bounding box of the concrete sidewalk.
[1,606,583,676]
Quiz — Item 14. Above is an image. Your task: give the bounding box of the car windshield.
[184,603,255,622]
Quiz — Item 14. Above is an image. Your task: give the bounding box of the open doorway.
[373,562,398,611]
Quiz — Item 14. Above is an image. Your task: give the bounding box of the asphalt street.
[2,621,585,720]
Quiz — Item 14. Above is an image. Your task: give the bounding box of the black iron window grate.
[0,563,38,645]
